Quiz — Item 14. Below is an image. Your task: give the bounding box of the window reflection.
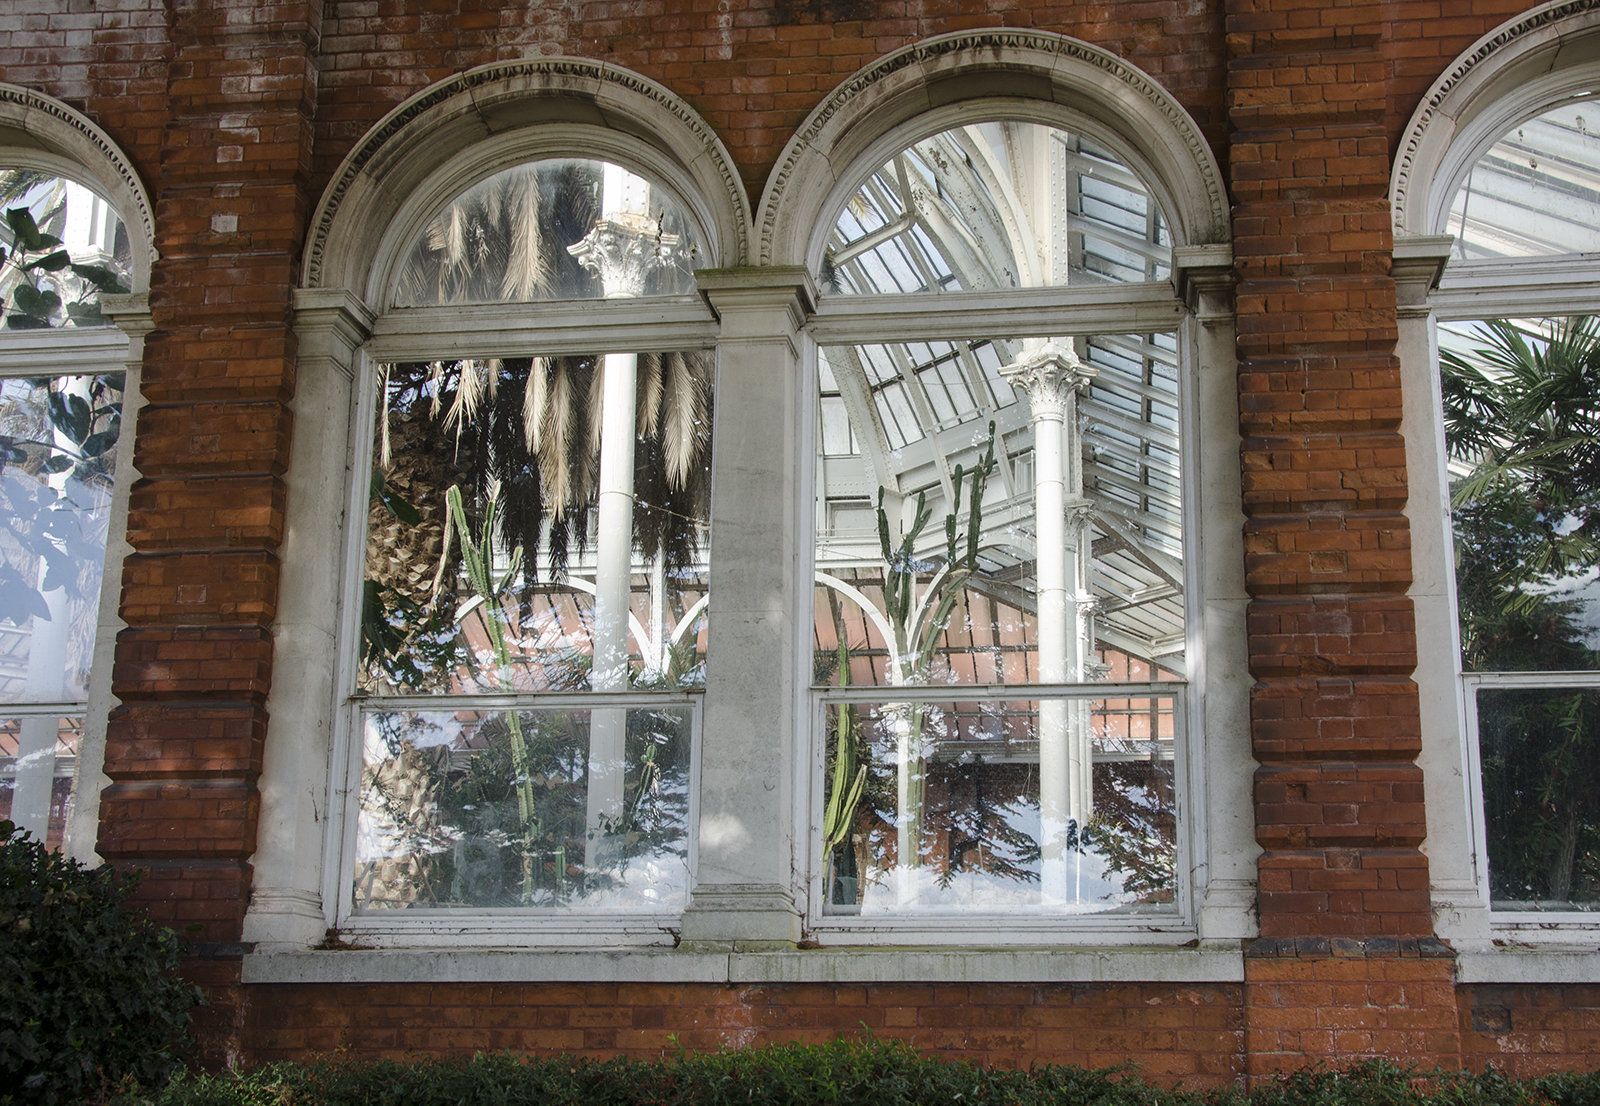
[393,160,704,305]
[1,170,131,329]
[825,122,1170,295]
[1448,103,1600,260]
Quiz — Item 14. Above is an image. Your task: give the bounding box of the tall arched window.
[346,157,715,919]
[811,120,1187,921]
[0,169,131,852]
[1395,1,1600,942]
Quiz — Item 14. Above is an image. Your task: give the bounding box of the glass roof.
[816,329,1185,683]
[1447,102,1600,259]
[825,121,1171,295]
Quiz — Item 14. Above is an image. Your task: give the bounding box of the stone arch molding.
[1392,0,1600,238]
[756,29,1230,269]
[305,58,752,302]
[0,82,157,293]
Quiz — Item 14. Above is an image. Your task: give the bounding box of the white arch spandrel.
[304,58,752,304]
[756,29,1229,270]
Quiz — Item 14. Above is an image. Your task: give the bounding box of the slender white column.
[568,165,677,874]
[584,350,639,866]
[1000,341,1095,904]
[649,550,668,675]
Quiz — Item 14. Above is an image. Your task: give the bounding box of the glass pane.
[822,694,1177,915]
[361,355,711,695]
[1447,103,1600,260]
[354,705,691,911]
[824,123,1170,296]
[813,334,1185,690]
[0,715,81,853]
[393,160,704,305]
[1440,319,1600,671]
[1,170,132,328]
[1476,686,1600,909]
[0,374,123,703]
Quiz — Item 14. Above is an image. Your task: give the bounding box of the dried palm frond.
[500,166,554,302]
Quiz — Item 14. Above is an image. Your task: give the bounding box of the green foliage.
[102,1045,1600,1106]
[1,203,129,329]
[0,821,203,1105]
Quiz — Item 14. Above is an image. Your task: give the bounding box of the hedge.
[95,1039,1600,1106]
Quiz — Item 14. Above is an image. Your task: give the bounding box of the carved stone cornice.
[758,29,1227,264]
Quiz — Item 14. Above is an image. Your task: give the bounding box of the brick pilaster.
[95,0,322,1065]
[1225,0,1456,1077]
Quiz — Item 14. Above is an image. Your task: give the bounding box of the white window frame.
[321,157,725,948]
[243,42,1255,984]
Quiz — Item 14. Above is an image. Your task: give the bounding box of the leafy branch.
[1,206,127,330]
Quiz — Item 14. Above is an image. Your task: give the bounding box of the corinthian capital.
[998,340,1097,419]
[567,212,681,299]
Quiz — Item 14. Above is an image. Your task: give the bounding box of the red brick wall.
[240,981,1247,1085]
[4,0,1600,1081]
[1460,985,1600,1079]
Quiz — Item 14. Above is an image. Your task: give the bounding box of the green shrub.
[110,1042,1600,1106]
[0,820,204,1104]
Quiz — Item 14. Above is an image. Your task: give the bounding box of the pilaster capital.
[1000,341,1095,419]
[1172,243,1234,325]
[1392,235,1455,310]
[696,266,817,335]
[99,292,154,339]
[1065,497,1095,527]
[292,287,375,376]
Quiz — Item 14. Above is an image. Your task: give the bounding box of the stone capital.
[568,214,681,298]
[999,341,1096,419]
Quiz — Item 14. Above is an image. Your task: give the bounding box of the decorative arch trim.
[1391,0,1600,237]
[0,82,157,292]
[755,29,1229,268]
[304,58,751,296]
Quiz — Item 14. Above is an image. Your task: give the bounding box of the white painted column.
[584,350,638,868]
[567,165,677,874]
[1001,341,1095,904]
[679,267,814,948]
[244,288,372,949]
[1173,244,1257,940]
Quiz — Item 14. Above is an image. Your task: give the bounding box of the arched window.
[1394,1,1600,936]
[810,119,1188,921]
[729,21,1250,947]
[0,156,140,857]
[349,157,714,918]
